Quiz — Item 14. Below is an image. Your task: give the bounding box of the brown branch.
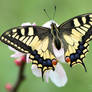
[10,61,26,92]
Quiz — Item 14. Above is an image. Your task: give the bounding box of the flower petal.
[11,52,24,58]
[21,22,32,26]
[49,63,67,87]
[44,71,50,83]
[8,46,24,58]
[32,22,36,26]
[21,22,36,26]
[31,65,41,77]
[26,54,31,63]
[8,46,18,52]
[52,43,65,63]
[42,20,59,28]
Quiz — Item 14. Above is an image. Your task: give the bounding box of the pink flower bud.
[14,59,22,66]
[5,83,12,91]
[21,56,26,62]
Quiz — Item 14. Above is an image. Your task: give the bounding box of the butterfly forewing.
[1,26,35,53]
[58,13,92,70]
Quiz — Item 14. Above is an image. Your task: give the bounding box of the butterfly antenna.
[43,9,51,20]
[53,5,56,20]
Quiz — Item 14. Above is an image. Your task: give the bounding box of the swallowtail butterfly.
[0,13,92,76]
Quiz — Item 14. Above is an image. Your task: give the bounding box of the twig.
[10,61,26,92]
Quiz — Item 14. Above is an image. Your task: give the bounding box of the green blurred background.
[0,0,92,92]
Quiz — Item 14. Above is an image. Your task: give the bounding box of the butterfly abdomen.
[54,38,61,50]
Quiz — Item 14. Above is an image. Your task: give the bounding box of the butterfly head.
[51,22,56,27]
[51,22,59,36]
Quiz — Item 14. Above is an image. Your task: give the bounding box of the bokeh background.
[0,0,92,92]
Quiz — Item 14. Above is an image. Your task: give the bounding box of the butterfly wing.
[0,26,56,76]
[58,13,92,71]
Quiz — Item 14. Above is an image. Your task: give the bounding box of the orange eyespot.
[65,57,71,63]
[52,59,58,66]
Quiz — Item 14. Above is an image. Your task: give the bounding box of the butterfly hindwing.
[0,26,56,75]
[58,13,92,70]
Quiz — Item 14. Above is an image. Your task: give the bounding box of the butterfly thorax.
[51,23,61,50]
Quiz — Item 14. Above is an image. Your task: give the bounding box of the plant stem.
[10,61,26,92]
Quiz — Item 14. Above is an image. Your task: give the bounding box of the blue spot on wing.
[42,61,47,66]
[42,59,52,67]
[46,59,52,66]
[32,50,37,55]
[78,45,84,50]
[76,49,82,54]
[75,54,80,59]
[35,54,40,59]
[38,58,43,63]
[70,54,75,62]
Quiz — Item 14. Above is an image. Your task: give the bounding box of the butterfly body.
[1,13,92,75]
[51,23,62,50]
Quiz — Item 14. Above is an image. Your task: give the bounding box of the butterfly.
[0,13,92,77]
